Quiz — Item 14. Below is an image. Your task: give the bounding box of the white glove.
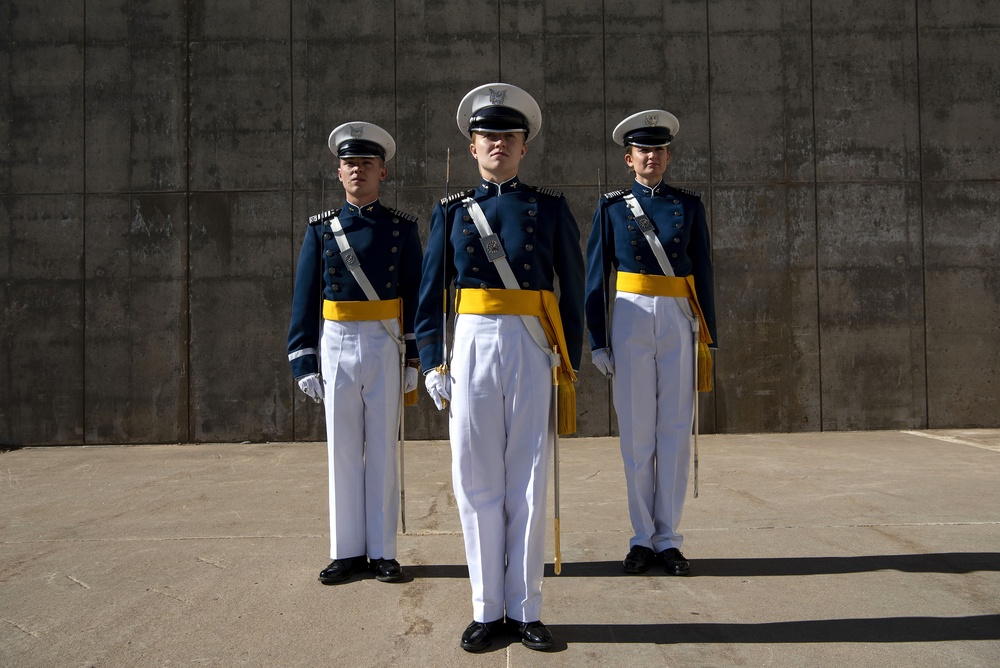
[591,348,615,378]
[404,367,418,393]
[297,373,324,403]
[424,368,452,410]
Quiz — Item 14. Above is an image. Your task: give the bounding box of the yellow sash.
[323,298,401,322]
[616,272,714,392]
[323,298,417,406]
[455,288,577,435]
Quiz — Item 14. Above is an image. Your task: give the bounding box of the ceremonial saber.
[552,347,562,576]
[399,345,407,532]
[440,149,451,408]
[692,323,699,499]
[597,169,612,425]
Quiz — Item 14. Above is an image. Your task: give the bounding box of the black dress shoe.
[318,556,364,584]
[623,545,656,574]
[460,619,502,652]
[658,547,691,576]
[513,620,553,651]
[370,557,403,582]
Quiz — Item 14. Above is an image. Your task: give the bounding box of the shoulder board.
[440,189,474,207]
[602,189,627,201]
[676,187,702,198]
[387,207,417,223]
[533,186,563,198]
[308,208,340,226]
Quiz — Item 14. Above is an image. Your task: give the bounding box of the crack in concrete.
[149,588,191,604]
[66,574,90,588]
[2,618,39,637]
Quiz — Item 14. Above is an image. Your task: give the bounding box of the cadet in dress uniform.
[585,110,717,576]
[287,122,423,585]
[414,83,584,652]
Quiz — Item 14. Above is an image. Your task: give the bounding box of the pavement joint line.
[901,430,1000,452]
[0,534,328,544]
[688,521,1000,531]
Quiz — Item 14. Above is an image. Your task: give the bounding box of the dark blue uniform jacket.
[585,180,716,351]
[414,177,585,372]
[287,199,423,379]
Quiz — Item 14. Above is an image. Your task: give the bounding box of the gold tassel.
[557,375,576,436]
[404,388,418,407]
[697,342,713,393]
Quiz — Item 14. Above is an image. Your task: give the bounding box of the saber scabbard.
[440,148,451,409]
[552,346,562,575]
[692,326,699,499]
[399,349,407,532]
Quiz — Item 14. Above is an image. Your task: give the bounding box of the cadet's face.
[470,132,527,182]
[337,157,387,203]
[625,146,670,186]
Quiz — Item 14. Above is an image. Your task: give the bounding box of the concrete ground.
[1,429,998,667]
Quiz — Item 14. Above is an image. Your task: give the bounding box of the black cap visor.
[624,126,673,147]
[337,139,386,160]
[468,106,530,137]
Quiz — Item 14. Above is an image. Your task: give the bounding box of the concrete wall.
[2,0,998,446]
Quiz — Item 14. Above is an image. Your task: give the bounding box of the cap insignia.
[489,88,507,105]
[645,114,659,127]
[349,125,364,138]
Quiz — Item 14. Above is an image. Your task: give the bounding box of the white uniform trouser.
[320,318,401,560]
[449,313,552,624]
[611,292,695,553]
